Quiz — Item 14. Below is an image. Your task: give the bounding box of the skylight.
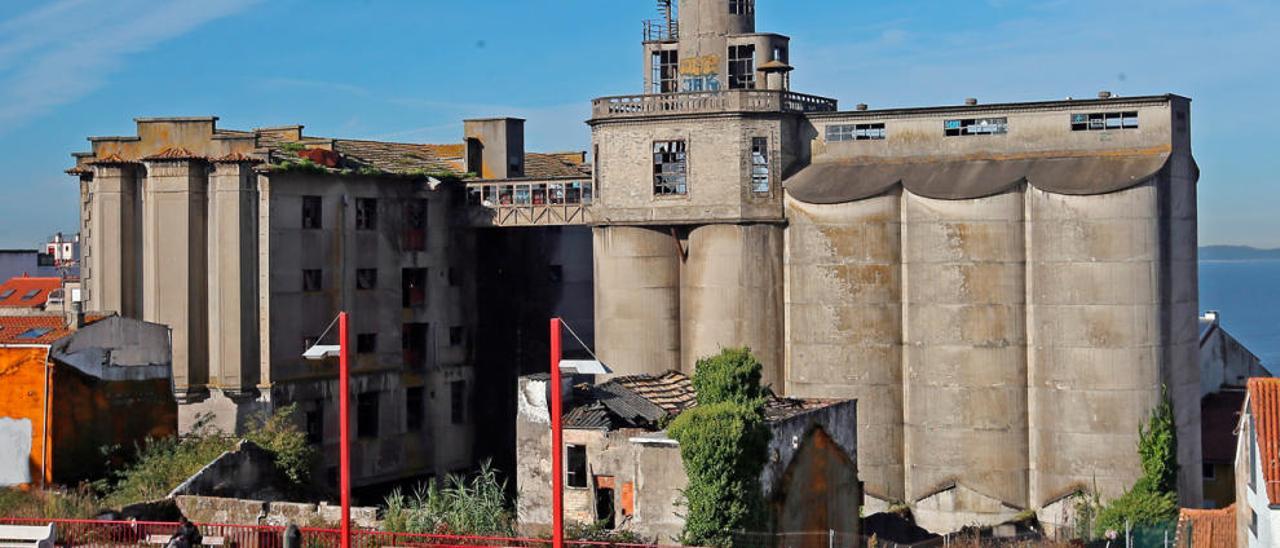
[16,328,53,339]
[20,289,41,301]
[0,289,14,299]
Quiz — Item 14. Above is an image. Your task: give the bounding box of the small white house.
[1234,378,1280,547]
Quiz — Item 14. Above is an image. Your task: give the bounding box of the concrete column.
[903,188,1029,516]
[784,192,904,501]
[681,223,784,389]
[207,159,260,397]
[143,155,210,401]
[593,226,682,376]
[87,161,142,318]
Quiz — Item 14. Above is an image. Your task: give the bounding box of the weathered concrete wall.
[1200,323,1267,396]
[903,187,1028,515]
[87,164,142,318]
[784,191,902,501]
[207,161,260,397]
[175,495,378,529]
[681,224,784,386]
[169,440,281,500]
[593,226,682,377]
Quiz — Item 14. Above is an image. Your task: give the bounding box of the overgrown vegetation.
[667,347,772,547]
[0,486,101,520]
[99,404,316,508]
[271,158,331,174]
[382,460,515,537]
[1076,388,1180,539]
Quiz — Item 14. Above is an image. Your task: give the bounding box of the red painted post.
[339,312,351,548]
[550,318,564,548]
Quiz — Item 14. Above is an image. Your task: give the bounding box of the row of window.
[351,327,466,355]
[650,138,771,196]
[301,197,428,244]
[825,112,1142,142]
[301,266,443,305]
[305,382,466,443]
[465,181,593,207]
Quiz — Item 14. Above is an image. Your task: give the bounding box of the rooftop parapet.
[591,89,837,120]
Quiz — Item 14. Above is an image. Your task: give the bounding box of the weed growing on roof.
[272,158,330,174]
[667,347,771,547]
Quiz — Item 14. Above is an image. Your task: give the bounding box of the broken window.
[449,326,465,347]
[1071,111,1139,131]
[595,480,617,529]
[566,445,588,488]
[356,268,377,290]
[447,267,459,287]
[305,403,323,445]
[826,123,886,141]
[302,269,322,292]
[403,323,428,370]
[652,140,688,196]
[944,117,1008,137]
[403,199,427,252]
[651,50,680,94]
[406,387,425,432]
[357,333,377,354]
[532,184,547,205]
[402,268,428,308]
[729,0,754,15]
[750,137,770,193]
[357,392,380,439]
[728,44,756,89]
[515,185,531,205]
[450,380,466,425]
[302,196,322,229]
[355,198,377,230]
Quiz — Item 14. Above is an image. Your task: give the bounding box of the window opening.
[406,387,425,432]
[1071,111,1139,131]
[653,141,688,196]
[357,392,380,439]
[402,323,428,370]
[305,403,323,445]
[302,196,322,229]
[1202,463,1215,481]
[595,484,617,529]
[402,268,428,308]
[751,137,770,193]
[450,380,466,424]
[533,184,547,205]
[652,50,680,94]
[944,117,1008,137]
[826,123,886,141]
[728,44,756,89]
[729,0,754,15]
[356,268,377,290]
[449,326,465,347]
[355,198,377,230]
[302,269,322,292]
[403,199,427,252]
[567,445,588,488]
[357,333,377,354]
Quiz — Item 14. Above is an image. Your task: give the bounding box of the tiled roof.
[1177,505,1235,548]
[0,315,70,344]
[89,153,138,165]
[563,401,620,430]
[525,152,591,178]
[143,147,205,161]
[0,277,62,308]
[766,397,843,422]
[1248,377,1280,505]
[1203,390,1246,463]
[212,152,262,164]
[332,140,461,175]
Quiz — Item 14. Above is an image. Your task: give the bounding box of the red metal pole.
[339,312,351,548]
[550,318,563,548]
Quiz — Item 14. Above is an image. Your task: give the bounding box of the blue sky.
[0,0,1276,248]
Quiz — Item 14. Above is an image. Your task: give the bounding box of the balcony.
[643,19,678,42]
[592,90,838,120]
[464,179,594,227]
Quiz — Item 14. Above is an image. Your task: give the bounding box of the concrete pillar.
[784,191,904,501]
[903,188,1029,512]
[207,159,260,397]
[87,161,142,318]
[143,153,210,401]
[681,223,784,390]
[593,225,682,377]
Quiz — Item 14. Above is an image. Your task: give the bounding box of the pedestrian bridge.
[464,178,593,227]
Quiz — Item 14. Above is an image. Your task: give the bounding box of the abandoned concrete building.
[515,371,860,543]
[65,117,592,490]
[585,0,1202,533]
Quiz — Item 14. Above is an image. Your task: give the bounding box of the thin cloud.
[0,0,261,134]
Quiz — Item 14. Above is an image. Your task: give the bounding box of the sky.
[0,0,1277,248]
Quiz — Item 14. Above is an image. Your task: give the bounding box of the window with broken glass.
[567,445,588,488]
[651,50,680,94]
[826,123,886,142]
[301,196,322,229]
[355,198,377,230]
[729,0,754,15]
[728,44,756,89]
[302,269,322,292]
[653,141,688,196]
[356,268,377,290]
[944,117,1008,137]
[403,199,427,252]
[1071,111,1139,131]
[750,137,770,193]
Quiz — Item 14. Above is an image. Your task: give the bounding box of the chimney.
[68,299,85,331]
[464,118,526,179]
[1098,91,1113,99]
[964,98,979,106]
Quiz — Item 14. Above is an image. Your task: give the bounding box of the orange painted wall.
[0,347,52,486]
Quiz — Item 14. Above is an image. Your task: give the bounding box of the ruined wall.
[175,495,379,529]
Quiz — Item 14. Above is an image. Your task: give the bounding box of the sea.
[1199,259,1280,368]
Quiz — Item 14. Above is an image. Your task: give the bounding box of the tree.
[667,347,772,547]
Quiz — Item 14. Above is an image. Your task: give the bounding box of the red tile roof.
[0,277,62,309]
[1177,505,1235,548]
[0,316,70,345]
[143,147,205,161]
[1248,377,1280,505]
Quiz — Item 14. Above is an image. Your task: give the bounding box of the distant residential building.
[1202,311,1271,396]
[0,276,64,316]
[43,233,80,277]
[1234,378,1280,547]
[1199,312,1272,508]
[515,371,861,543]
[0,313,176,487]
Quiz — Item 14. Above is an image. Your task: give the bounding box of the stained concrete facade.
[589,0,1204,532]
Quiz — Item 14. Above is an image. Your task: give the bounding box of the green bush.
[244,404,316,485]
[383,460,514,537]
[667,348,772,547]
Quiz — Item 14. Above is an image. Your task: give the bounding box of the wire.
[309,313,342,350]
[559,318,600,362]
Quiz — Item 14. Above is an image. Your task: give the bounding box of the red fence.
[0,519,674,548]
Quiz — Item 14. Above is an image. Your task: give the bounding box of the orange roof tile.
[1249,377,1280,505]
[211,152,262,164]
[0,277,62,308]
[89,153,138,165]
[143,147,205,161]
[0,316,70,345]
[1177,505,1235,548]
